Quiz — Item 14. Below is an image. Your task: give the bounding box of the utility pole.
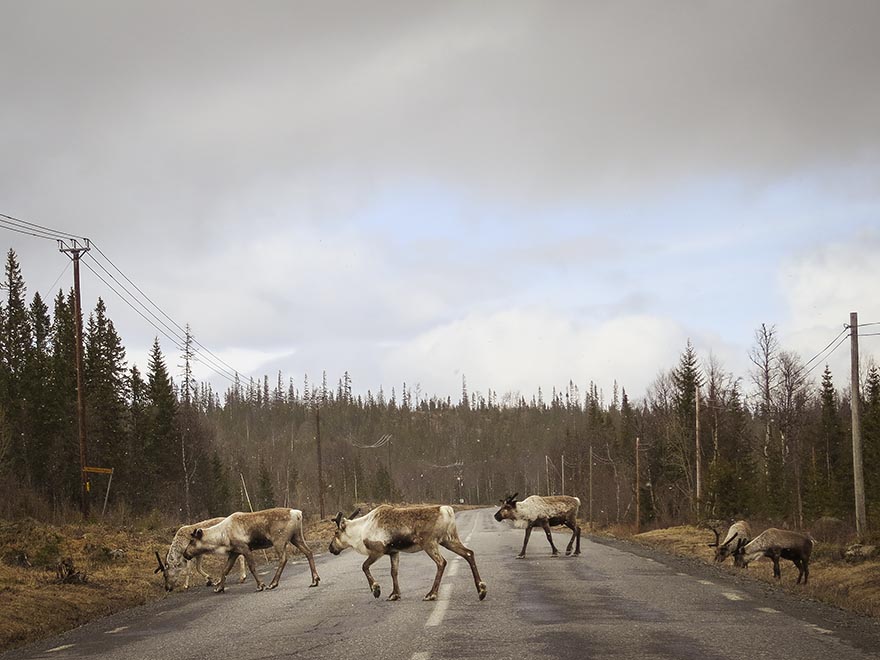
[635,437,641,533]
[58,238,90,519]
[561,453,565,496]
[545,455,551,496]
[588,444,593,528]
[695,384,701,517]
[315,408,325,519]
[850,312,868,538]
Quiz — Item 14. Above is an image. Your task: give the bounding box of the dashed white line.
[105,626,129,634]
[756,607,779,614]
[46,644,74,653]
[806,624,833,635]
[425,584,453,627]
[721,592,746,601]
[676,572,688,576]
[411,652,431,660]
[698,579,715,586]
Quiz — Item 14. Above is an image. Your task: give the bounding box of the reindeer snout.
[493,512,502,522]
[329,542,341,555]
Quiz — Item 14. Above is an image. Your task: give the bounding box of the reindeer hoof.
[256,583,266,592]
[213,586,225,594]
[267,583,278,590]
[387,593,400,601]
[309,578,320,588]
[239,577,247,584]
[516,554,525,559]
[205,578,214,586]
[371,584,381,598]
[423,593,438,601]
[478,583,488,601]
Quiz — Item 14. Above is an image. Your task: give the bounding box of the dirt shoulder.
[589,524,880,620]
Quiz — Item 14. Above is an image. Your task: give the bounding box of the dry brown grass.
[598,523,880,619]
[0,516,337,654]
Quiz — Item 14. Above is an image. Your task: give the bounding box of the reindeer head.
[182,528,207,561]
[328,508,361,555]
[493,493,519,522]
[154,550,189,592]
[713,532,739,563]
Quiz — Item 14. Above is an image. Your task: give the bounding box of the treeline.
[1,248,878,532]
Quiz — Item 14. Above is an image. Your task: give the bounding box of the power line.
[1,210,248,385]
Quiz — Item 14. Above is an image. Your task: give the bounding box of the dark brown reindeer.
[740,528,813,584]
[493,493,581,558]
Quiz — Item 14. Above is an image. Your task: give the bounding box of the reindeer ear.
[332,512,344,528]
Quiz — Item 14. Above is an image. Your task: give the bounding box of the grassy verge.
[591,523,880,619]
[0,517,337,654]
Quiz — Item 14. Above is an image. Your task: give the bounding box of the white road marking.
[722,592,745,601]
[698,580,715,586]
[676,572,688,576]
[464,515,479,544]
[806,624,833,635]
[46,644,74,653]
[411,653,431,660]
[425,584,453,627]
[105,626,129,634]
[756,607,780,614]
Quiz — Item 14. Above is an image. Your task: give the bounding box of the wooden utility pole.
[561,454,565,496]
[635,436,640,533]
[588,444,593,528]
[545,455,551,496]
[695,384,701,516]
[58,239,90,518]
[316,408,325,518]
[850,312,868,537]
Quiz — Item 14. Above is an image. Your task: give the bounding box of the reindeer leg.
[793,558,805,584]
[387,552,401,601]
[267,544,288,590]
[518,523,535,558]
[441,538,487,601]
[240,549,266,591]
[194,556,213,586]
[214,554,239,593]
[290,532,320,587]
[423,543,447,601]
[237,555,248,583]
[362,551,383,598]
[771,553,781,580]
[802,559,809,585]
[541,520,559,556]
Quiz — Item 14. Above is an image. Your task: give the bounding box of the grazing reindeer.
[493,493,581,558]
[708,520,752,567]
[183,508,320,593]
[153,517,248,591]
[328,505,487,602]
[740,528,813,584]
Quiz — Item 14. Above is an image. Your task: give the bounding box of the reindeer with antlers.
[493,493,581,558]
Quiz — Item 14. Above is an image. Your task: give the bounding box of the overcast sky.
[2,1,879,403]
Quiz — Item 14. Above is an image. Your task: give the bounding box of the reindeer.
[153,517,248,591]
[183,508,320,593]
[328,505,487,602]
[707,520,752,567]
[493,493,581,558]
[740,528,814,584]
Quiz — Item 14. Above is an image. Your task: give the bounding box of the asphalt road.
[4,508,880,660]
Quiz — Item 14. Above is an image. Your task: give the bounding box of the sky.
[1,1,879,404]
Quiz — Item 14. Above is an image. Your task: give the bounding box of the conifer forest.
[1,247,878,532]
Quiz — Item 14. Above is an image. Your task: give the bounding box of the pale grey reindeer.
[154,517,247,591]
[708,520,752,567]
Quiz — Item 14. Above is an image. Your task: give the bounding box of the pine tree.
[145,338,179,505]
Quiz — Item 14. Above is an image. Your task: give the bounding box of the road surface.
[3,508,880,659]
